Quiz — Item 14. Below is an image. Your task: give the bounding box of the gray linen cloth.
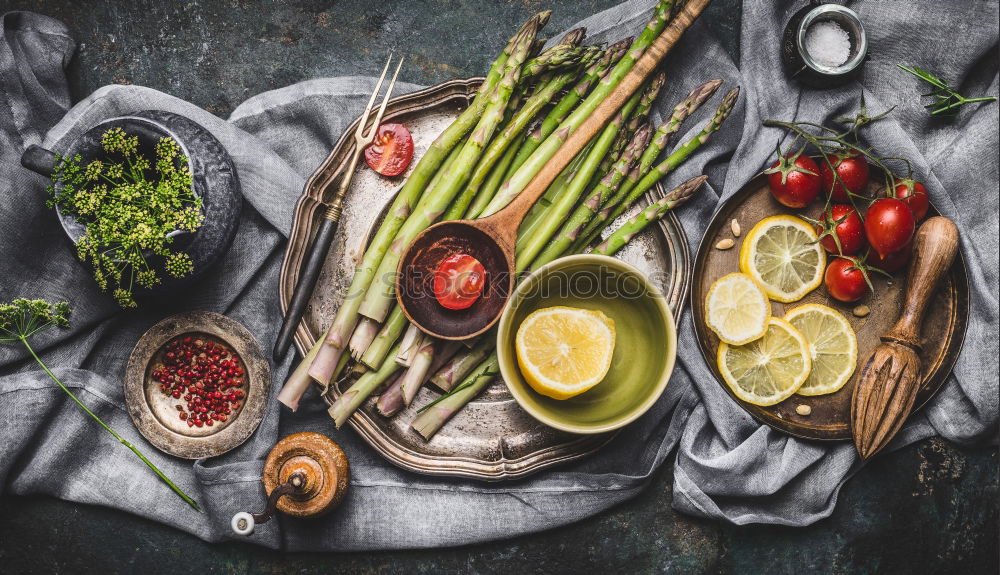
[1,1,997,550]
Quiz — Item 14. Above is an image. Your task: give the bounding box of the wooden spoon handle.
[495,0,713,229]
[886,216,959,347]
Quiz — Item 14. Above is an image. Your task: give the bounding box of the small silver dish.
[782,2,868,87]
[125,311,271,459]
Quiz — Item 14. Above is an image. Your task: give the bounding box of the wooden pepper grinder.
[851,216,960,459]
[231,432,349,536]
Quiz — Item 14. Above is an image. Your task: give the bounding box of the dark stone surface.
[0,439,995,573]
[0,0,996,573]
[0,0,739,118]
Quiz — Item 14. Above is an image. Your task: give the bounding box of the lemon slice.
[515,306,616,400]
[717,317,811,406]
[705,273,771,345]
[739,215,826,303]
[785,304,858,396]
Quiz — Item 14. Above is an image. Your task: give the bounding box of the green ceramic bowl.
[496,255,676,434]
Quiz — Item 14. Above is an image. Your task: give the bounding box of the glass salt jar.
[781,2,868,88]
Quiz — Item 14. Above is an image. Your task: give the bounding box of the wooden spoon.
[851,216,960,459]
[396,0,712,340]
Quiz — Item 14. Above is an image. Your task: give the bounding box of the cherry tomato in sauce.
[364,123,414,177]
[433,254,486,310]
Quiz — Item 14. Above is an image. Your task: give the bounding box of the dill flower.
[47,129,204,307]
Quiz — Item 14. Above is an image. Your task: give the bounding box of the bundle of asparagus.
[277,0,739,439]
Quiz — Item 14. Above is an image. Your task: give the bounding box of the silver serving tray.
[279,78,690,481]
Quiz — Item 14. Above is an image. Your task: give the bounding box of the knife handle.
[274,216,340,359]
[886,216,959,348]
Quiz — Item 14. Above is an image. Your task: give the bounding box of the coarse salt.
[805,20,851,68]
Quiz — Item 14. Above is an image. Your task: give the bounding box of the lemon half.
[515,306,616,400]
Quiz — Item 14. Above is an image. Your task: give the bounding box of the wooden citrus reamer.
[396,0,713,340]
[851,216,960,459]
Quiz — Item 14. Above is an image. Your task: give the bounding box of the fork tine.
[364,56,405,140]
[356,54,394,139]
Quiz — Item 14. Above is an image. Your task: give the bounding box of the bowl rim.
[53,114,199,245]
[124,310,271,459]
[795,4,868,76]
[496,254,677,434]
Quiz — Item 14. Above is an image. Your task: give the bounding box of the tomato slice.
[364,123,414,177]
[433,254,486,310]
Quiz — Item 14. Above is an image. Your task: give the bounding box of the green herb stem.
[20,337,201,512]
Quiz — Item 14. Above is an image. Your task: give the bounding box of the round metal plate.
[124,311,271,459]
[690,173,969,440]
[280,78,690,480]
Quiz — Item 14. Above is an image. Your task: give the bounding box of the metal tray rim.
[281,77,692,479]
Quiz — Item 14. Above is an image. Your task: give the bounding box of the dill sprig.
[0,298,201,511]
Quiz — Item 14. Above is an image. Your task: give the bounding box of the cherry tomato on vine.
[815,204,866,256]
[866,240,912,273]
[765,152,821,208]
[892,178,930,222]
[433,253,486,310]
[819,151,870,202]
[825,257,869,303]
[364,123,414,177]
[865,198,916,258]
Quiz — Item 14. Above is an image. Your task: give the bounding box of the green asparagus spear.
[358,304,408,369]
[597,70,665,182]
[570,78,722,253]
[445,67,581,220]
[637,78,722,174]
[516,143,592,241]
[295,12,550,395]
[412,352,500,440]
[514,85,645,270]
[592,176,706,256]
[530,123,652,269]
[575,86,739,251]
[478,1,675,217]
[559,27,587,48]
[502,37,632,192]
[429,337,494,392]
[464,130,525,219]
[622,87,739,208]
[329,341,404,428]
[399,334,436,406]
[517,75,650,243]
[357,12,543,325]
[376,374,405,417]
[523,45,601,79]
